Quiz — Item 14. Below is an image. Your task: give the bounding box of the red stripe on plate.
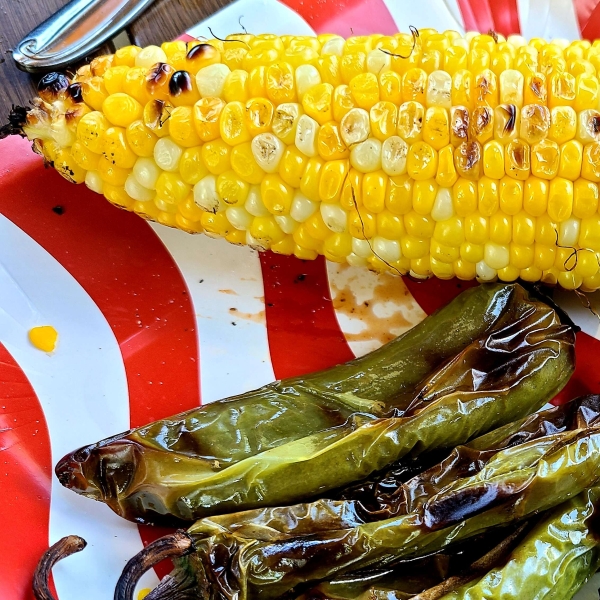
[456,0,521,36]
[0,343,53,600]
[261,253,354,379]
[279,0,398,36]
[574,0,600,39]
[0,136,201,580]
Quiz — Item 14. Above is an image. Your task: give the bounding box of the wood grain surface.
[0,0,233,120]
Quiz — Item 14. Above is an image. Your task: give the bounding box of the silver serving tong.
[13,0,155,73]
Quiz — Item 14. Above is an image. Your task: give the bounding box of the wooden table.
[0,0,233,118]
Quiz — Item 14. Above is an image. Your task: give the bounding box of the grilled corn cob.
[11,31,600,290]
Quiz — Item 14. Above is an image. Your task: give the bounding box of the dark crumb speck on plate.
[52,205,64,215]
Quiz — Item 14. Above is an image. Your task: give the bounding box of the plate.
[3,1,600,598]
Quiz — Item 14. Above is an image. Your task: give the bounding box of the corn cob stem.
[8,31,600,290]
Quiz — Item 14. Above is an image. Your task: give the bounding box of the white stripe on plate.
[554,288,600,340]
[382,0,465,34]
[0,215,157,600]
[150,226,275,404]
[326,262,426,358]
[517,0,581,41]
[186,0,315,39]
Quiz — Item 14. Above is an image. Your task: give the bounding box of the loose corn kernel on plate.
[4,0,600,599]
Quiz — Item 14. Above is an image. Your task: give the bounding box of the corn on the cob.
[11,31,600,290]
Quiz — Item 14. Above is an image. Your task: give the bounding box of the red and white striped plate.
[3,1,600,598]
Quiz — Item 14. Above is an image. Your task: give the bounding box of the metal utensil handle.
[13,0,155,73]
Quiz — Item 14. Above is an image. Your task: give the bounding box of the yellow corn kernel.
[103,183,135,209]
[391,35,421,75]
[142,99,172,138]
[200,211,230,237]
[573,248,600,278]
[402,238,429,260]
[548,72,576,108]
[243,48,280,72]
[582,142,600,182]
[573,178,599,218]
[491,48,513,77]
[510,242,535,269]
[179,147,209,185]
[449,106,469,147]
[299,157,324,202]
[230,142,265,185]
[222,47,248,71]
[401,68,427,104]
[505,139,531,180]
[520,104,550,144]
[385,174,413,215]
[431,239,460,263]
[97,155,129,186]
[411,179,437,215]
[370,101,397,141]
[125,120,157,157]
[379,71,402,104]
[531,139,560,180]
[245,98,274,136]
[113,45,141,67]
[250,34,284,52]
[123,67,151,105]
[249,215,286,247]
[102,126,137,169]
[549,106,577,144]
[103,66,130,95]
[445,46,468,75]
[452,70,474,109]
[471,106,494,144]
[460,241,484,263]
[499,70,524,107]
[482,140,504,179]
[499,177,523,215]
[315,54,341,87]
[478,176,499,216]
[261,174,294,215]
[319,160,348,203]
[52,147,85,184]
[341,52,367,83]
[265,62,296,104]
[574,74,599,111]
[347,73,379,110]
[322,233,352,262]
[248,66,267,97]
[216,170,250,206]
[201,139,231,174]
[348,207,376,239]
[512,211,536,246]
[279,146,308,188]
[404,210,435,238]
[580,215,600,250]
[523,74,547,106]
[454,258,477,280]
[220,101,251,146]
[494,104,520,144]
[475,69,498,108]
[333,85,356,122]
[155,172,190,206]
[434,215,465,247]
[523,176,548,217]
[548,177,573,222]
[407,142,438,181]
[77,111,110,154]
[317,122,349,160]
[271,103,302,146]
[302,83,334,125]
[362,171,387,213]
[490,212,512,245]
[71,140,100,171]
[193,97,225,142]
[222,70,249,103]
[166,106,201,147]
[397,101,424,143]
[82,76,109,111]
[454,141,482,180]
[436,145,458,187]
[421,50,443,75]
[453,178,477,217]
[305,211,333,241]
[422,107,450,150]
[535,213,557,246]
[377,211,405,239]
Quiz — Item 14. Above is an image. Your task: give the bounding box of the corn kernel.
[216,170,249,206]
[244,98,273,137]
[577,109,600,144]
[315,55,342,86]
[272,103,302,145]
[412,180,438,215]
[318,122,349,160]
[380,136,407,177]
[505,139,531,180]
[295,65,322,100]
[445,46,468,75]
[574,74,599,111]
[248,66,267,97]
[582,142,600,182]
[114,45,141,67]
[302,83,334,124]
[123,67,151,105]
[319,160,348,203]
[379,71,402,104]
[196,64,230,99]
[548,177,573,222]
[193,97,225,142]
[125,175,155,202]
[77,111,109,154]
[201,139,231,174]
[265,62,296,104]
[295,114,320,157]
[499,177,523,215]
[403,237,429,259]
[452,70,474,109]
[452,178,476,217]
[426,70,452,108]
[362,171,387,213]
[102,126,137,169]
[125,120,157,157]
[531,139,560,180]
[133,156,160,189]
[349,137,381,173]
[349,73,380,110]
[519,104,550,144]
[333,85,356,122]
[454,141,482,180]
[493,104,520,144]
[397,101,424,142]
[478,176,499,216]
[251,133,285,173]
[306,210,333,240]
[435,144,458,187]
[340,108,370,147]
[471,106,494,144]
[385,174,412,215]
[548,72,576,108]
[490,212,512,244]
[523,74,547,106]
[482,140,504,179]
[404,210,435,237]
[449,106,469,146]
[243,48,280,72]
[230,143,265,185]
[377,211,405,239]
[558,216,581,247]
[422,106,450,150]
[573,178,599,218]
[475,69,498,108]
[461,241,484,262]
[402,68,427,104]
[193,174,221,213]
[71,140,100,171]
[369,101,397,141]
[299,157,324,201]
[549,106,577,143]
[407,141,438,180]
[156,171,190,206]
[513,211,536,245]
[431,186,454,221]
[222,48,248,71]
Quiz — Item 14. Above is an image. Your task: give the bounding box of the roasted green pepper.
[56,285,575,525]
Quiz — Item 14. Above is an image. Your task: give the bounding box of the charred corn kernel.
[220,101,250,145]
[98,155,129,186]
[397,101,424,142]
[318,122,349,160]
[216,170,250,206]
[454,141,482,180]
[379,71,402,104]
[577,109,600,143]
[449,106,469,147]
[549,106,577,143]
[168,106,202,147]
[370,102,397,141]
[490,212,512,244]
[145,62,174,101]
[422,106,450,150]
[251,133,285,173]
[77,111,109,153]
[582,142,600,182]
[435,144,458,187]
[299,157,323,201]
[231,142,265,185]
[279,146,307,188]
[362,171,387,213]
[341,52,367,84]
[453,178,477,216]
[272,103,302,145]
[114,45,141,67]
[531,139,560,180]
[302,83,334,124]
[402,68,427,104]
[524,74,547,106]
[179,147,209,185]
[385,175,412,214]
[142,99,171,138]
[102,126,137,168]
[82,77,108,111]
[222,70,249,103]
[156,172,190,206]
[319,160,348,203]
[548,72,576,108]
[126,120,157,157]
[505,139,531,180]
[315,55,341,87]
[133,157,160,189]
[573,178,599,218]
[54,149,86,183]
[520,104,550,144]
[192,97,225,142]
[548,177,573,222]
[452,70,474,109]
[266,62,296,104]
[475,69,498,107]
[245,98,274,136]
[426,71,452,108]
[494,104,519,143]
[333,85,356,122]
[500,177,523,214]
[201,139,231,174]
[478,176,499,216]
[412,180,438,215]
[483,140,505,179]
[407,141,438,180]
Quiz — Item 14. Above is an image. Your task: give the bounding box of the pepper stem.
[0,106,29,139]
[33,535,87,600]
[114,531,194,600]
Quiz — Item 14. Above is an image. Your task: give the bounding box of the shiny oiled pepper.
[57,284,575,525]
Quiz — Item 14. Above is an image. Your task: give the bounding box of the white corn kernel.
[352,237,373,258]
[426,71,452,108]
[577,110,600,143]
[246,230,269,251]
[346,252,368,267]
[507,35,527,48]
[341,108,371,146]
[431,187,455,221]
[322,37,345,56]
[373,237,401,262]
[295,65,322,100]
[51,114,75,147]
[465,31,478,42]
[272,103,303,143]
[196,64,231,98]
[245,185,270,217]
[382,135,408,176]
[295,114,320,157]
[274,215,299,234]
[251,133,285,173]
[133,157,160,189]
[476,260,498,281]
[135,45,168,68]
[125,175,155,201]
[320,203,348,233]
[193,175,221,213]
[226,206,253,230]
[290,191,318,222]
[451,38,469,51]
[350,137,382,173]
[484,242,510,270]
[367,49,391,74]
[154,137,182,172]
[85,170,103,194]
[499,70,524,108]
[551,38,570,49]
[558,217,581,247]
